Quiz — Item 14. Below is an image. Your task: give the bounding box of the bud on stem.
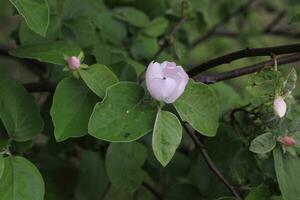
[273,97,286,118]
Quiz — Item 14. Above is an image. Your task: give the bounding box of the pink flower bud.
[67,56,81,70]
[146,61,189,103]
[280,136,296,147]
[273,97,286,118]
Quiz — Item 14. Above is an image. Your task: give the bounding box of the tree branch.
[138,15,187,83]
[183,124,242,200]
[214,29,300,40]
[264,10,285,33]
[191,0,257,48]
[142,182,163,200]
[152,15,187,61]
[188,43,300,77]
[194,53,300,83]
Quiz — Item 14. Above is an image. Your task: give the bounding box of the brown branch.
[138,15,187,83]
[183,124,242,200]
[191,0,257,48]
[214,29,300,40]
[152,15,187,61]
[142,182,163,200]
[194,53,300,83]
[264,10,286,33]
[188,43,300,77]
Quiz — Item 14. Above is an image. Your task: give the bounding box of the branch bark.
[183,124,242,200]
[194,53,300,83]
[188,43,300,77]
[152,15,187,61]
[142,182,163,200]
[191,0,257,48]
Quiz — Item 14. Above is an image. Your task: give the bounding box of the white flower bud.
[273,97,287,118]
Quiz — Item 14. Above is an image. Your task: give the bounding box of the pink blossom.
[281,135,296,147]
[67,56,81,70]
[146,61,189,103]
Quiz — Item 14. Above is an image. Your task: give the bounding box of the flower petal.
[146,61,163,84]
[147,77,177,102]
[165,73,189,103]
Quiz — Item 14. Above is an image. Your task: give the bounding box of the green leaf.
[9,0,49,36]
[64,17,98,48]
[290,117,300,132]
[245,185,272,200]
[211,82,244,116]
[152,110,182,167]
[273,147,300,200]
[0,155,4,179]
[92,44,127,66]
[75,150,109,200]
[246,68,283,105]
[130,35,159,60]
[10,41,82,65]
[19,15,62,45]
[174,79,220,137]
[113,7,150,27]
[0,156,45,200]
[143,17,168,37]
[249,133,276,154]
[106,142,147,193]
[0,77,44,142]
[79,64,118,98]
[88,82,156,142]
[282,68,297,97]
[50,77,99,142]
[110,61,137,82]
[126,58,145,76]
[94,12,127,44]
[291,13,300,23]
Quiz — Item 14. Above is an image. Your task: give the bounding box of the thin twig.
[194,53,300,83]
[214,29,300,40]
[188,43,300,77]
[100,183,111,200]
[191,0,257,48]
[142,182,163,200]
[152,15,187,61]
[264,10,286,33]
[183,124,242,200]
[138,14,187,83]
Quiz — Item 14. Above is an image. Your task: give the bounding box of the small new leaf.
[250,133,276,154]
[282,68,297,97]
